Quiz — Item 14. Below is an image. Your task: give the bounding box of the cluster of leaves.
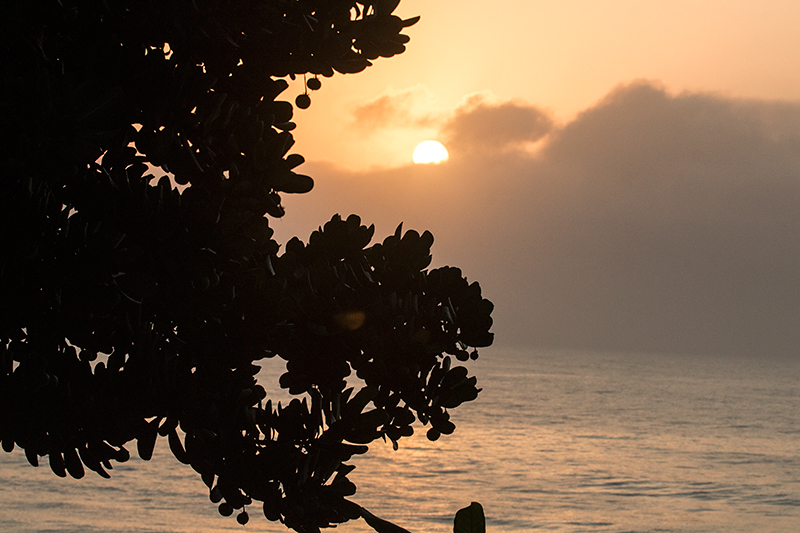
[0,1,493,532]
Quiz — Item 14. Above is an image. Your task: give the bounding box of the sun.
[413,140,449,164]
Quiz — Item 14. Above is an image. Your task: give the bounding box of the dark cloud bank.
[278,82,800,357]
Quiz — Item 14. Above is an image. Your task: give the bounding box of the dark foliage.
[0,2,493,532]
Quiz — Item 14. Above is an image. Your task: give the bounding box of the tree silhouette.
[0,2,493,532]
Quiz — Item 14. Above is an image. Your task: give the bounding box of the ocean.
[1,349,798,532]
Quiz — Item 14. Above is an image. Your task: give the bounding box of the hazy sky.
[273,1,800,357]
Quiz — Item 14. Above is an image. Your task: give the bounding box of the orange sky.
[271,1,800,357]
[288,0,800,170]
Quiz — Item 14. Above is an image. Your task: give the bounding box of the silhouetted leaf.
[64,447,85,479]
[49,449,66,478]
[453,502,485,533]
[137,418,159,461]
[25,446,38,467]
[168,430,189,464]
[276,172,314,194]
[359,506,413,533]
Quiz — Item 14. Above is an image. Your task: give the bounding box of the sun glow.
[413,140,449,164]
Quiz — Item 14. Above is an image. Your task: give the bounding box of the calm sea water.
[1,349,798,532]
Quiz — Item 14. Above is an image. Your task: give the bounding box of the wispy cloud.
[351,85,438,131]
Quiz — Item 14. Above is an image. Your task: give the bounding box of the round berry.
[306,77,321,90]
[237,511,250,525]
[295,94,311,109]
[218,502,234,517]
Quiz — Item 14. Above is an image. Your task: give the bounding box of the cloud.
[351,85,437,131]
[440,93,554,155]
[277,82,800,357]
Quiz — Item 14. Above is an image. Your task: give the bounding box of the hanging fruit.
[295,93,311,109]
[306,77,321,91]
